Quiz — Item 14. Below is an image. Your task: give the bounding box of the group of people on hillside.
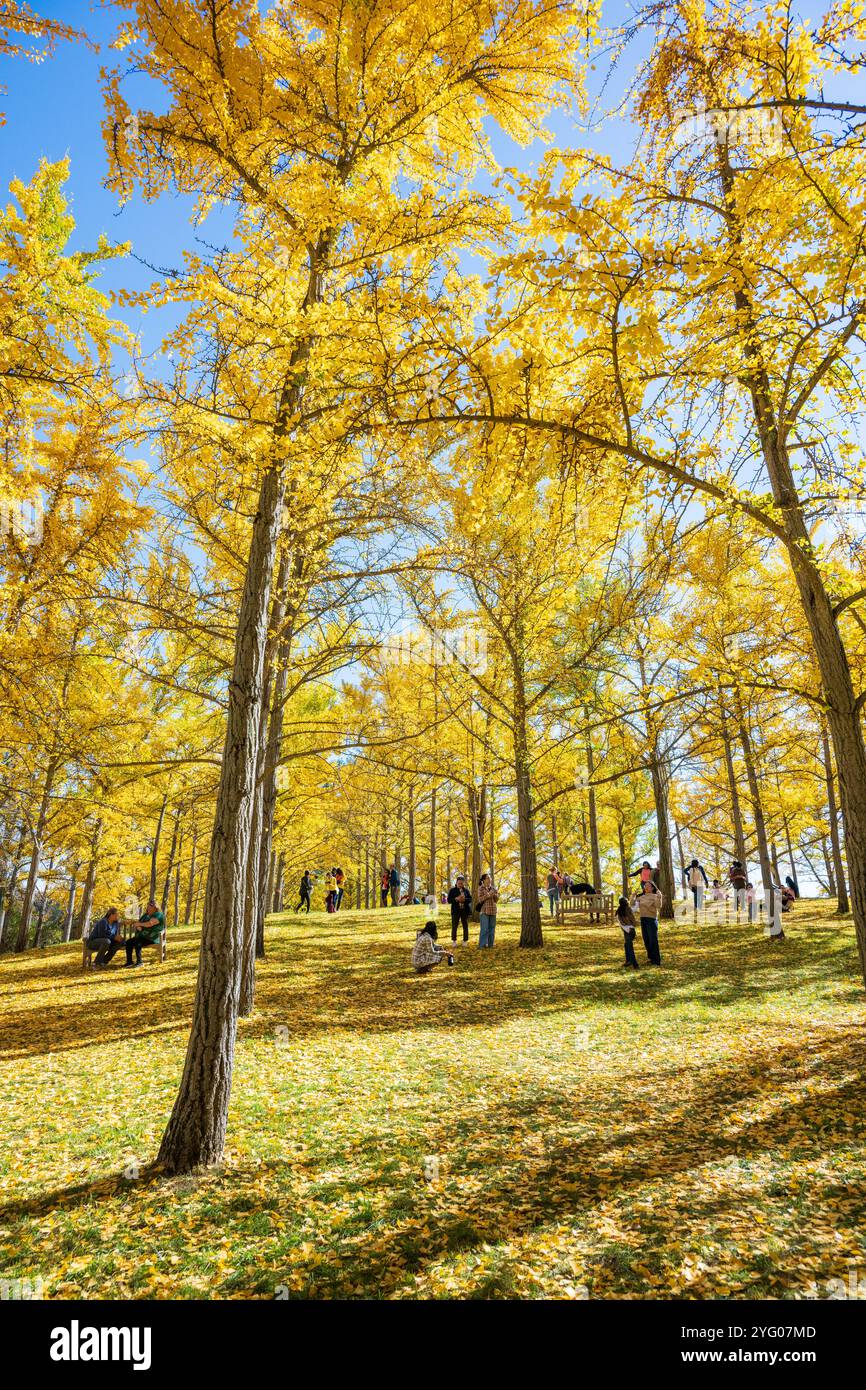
[295,867,345,914]
[412,871,500,971]
[85,900,166,968]
[544,867,598,915]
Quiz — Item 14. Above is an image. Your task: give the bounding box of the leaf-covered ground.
[1,900,864,1299]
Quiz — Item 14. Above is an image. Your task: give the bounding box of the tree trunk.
[648,755,675,920]
[75,822,102,942]
[822,836,838,898]
[407,795,416,904]
[15,760,57,952]
[586,733,602,890]
[184,823,198,926]
[738,713,775,896]
[32,848,54,948]
[0,827,25,948]
[273,851,285,912]
[468,782,486,919]
[721,708,748,865]
[551,808,559,867]
[717,140,866,979]
[617,821,629,896]
[429,784,437,901]
[157,452,286,1173]
[488,787,495,887]
[513,674,542,947]
[61,870,78,943]
[822,725,849,913]
[160,810,181,915]
[150,793,168,903]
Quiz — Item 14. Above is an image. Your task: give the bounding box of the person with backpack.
[616,896,639,970]
[333,867,345,910]
[728,859,748,917]
[476,873,499,948]
[296,870,312,914]
[389,864,400,906]
[685,858,709,914]
[632,880,663,965]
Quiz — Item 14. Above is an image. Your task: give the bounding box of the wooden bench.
[82,928,167,969]
[556,892,615,925]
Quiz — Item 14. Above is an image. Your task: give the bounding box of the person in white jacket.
[631,882,663,965]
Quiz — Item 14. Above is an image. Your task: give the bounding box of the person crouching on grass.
[412,920,454,974]
[616,896,639,970]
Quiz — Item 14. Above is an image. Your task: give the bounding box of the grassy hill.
[1,900,864,1299]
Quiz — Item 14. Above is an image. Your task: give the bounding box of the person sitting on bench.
[122,899,165,967]
[87,907,123,966]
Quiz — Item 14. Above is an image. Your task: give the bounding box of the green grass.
[0,899,864,1299]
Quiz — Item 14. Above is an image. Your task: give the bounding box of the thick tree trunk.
[157,456,285,1173]
[822,726,849,913]
[488,788,495,887]
[718,143,866,979]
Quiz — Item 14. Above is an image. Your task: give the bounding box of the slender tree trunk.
[184,823,198,926]
[551,809,559,867]
[364,837,370,908]
[822,726,849,913]
[721,708,748,865]
[488,787,495,887]
[15,760,57,952]
[468,782,486,919]
[407,795,416,904]
[0,827,25,948]
[75,822,102,942]
[429,784,437,901]
[32,848,54,948]
[586,733,602,890]
[648,755,675,920]
[150,794,168,904]
[173,865,181,930]
[273,845,284,911]
[160,810,181,915]
[822,836,838,898]
[674,820,687,901]
[61,869,78,943]
[783,815,800,895]
[738,713,775,896]
[513,670,542,947]
[617,821,629,896]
